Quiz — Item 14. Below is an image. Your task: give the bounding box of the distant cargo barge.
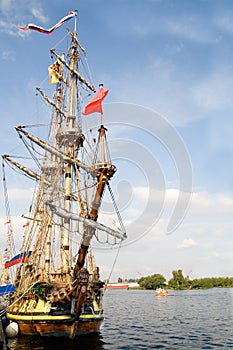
[104,283,129,290]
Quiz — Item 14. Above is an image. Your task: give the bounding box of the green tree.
[138,274,166,290]
[168,269,189,289]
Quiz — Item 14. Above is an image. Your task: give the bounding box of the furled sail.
[47,201,126,240]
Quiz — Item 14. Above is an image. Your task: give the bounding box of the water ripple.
[102,288,233,349]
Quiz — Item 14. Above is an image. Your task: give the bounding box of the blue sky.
[1,0,233,281]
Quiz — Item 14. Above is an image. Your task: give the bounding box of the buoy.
[5,322,19,338]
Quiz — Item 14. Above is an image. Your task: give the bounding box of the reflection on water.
[7,333,105,350]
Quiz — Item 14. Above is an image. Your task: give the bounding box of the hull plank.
[77,319,103,334]
[17,320,102,337]
[18,322,76,338]
[7,312,103,337]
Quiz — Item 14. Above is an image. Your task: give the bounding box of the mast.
[61,26,78,273]
[75,125,117,274]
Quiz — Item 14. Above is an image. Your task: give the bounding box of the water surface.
[6,288,233,349]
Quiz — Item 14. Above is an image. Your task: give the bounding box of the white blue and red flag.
[5,251,32,268]
[17,11,76,34]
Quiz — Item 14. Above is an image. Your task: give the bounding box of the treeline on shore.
[129,270,233,290]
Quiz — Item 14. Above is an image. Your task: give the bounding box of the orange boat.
[155,288,170,297]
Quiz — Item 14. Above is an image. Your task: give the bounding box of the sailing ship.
[2,11,126,338]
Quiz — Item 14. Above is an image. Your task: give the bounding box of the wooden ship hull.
[6,311,103,337]
[5,267,106,337]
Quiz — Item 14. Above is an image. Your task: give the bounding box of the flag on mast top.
[17,11,76,34]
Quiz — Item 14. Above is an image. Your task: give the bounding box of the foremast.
[75,124,117,274]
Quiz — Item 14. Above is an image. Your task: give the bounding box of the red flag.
[82,87,109,115]
[23,222,29,228]
[4,220,11,225]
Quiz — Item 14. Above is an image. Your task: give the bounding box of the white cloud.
[0,0,13,12]
[0,18,19,36]
[190,191,233,214]
[192,70,233,112]
[0,48,15,60]
[109,55,209,126]
[4,187,35,201]
[0,1,49,37]
[0,215,29,250]
[159,188,233,216]
[177,238,198,249]
[112,9,213,45]
[31,7,48,24]
[100,187,233,247]
[167,19,210,43]
[211,251,221,258]
[215,14,233,33]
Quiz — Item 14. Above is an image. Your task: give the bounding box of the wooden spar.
[36,87,68,119]
[15,126,90,172]
[50,49,96,92]
[2,155,82,205]
[2,154,49,184]
[46,202,125,239]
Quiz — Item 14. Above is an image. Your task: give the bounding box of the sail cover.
[0,284,14,296]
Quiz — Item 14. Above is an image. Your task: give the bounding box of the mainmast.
[61,27,79,273]
[53,20,94,274]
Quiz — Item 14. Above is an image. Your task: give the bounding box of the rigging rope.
[103,240,123,296]
[106,181,126,236]
[15,130,41,170]
[1,158,16,282]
